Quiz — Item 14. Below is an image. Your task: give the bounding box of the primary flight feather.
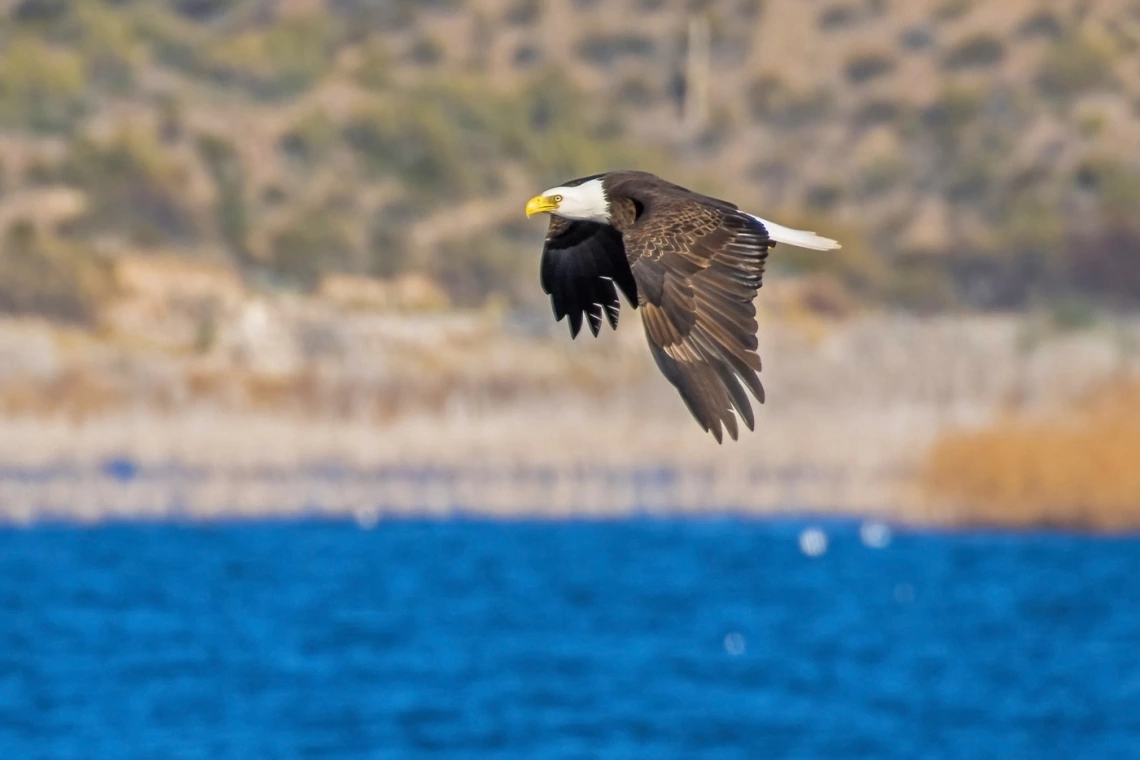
[525,170,840,443]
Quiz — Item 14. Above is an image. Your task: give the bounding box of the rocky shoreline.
[2,312,1138,525]
[0,456,910,526]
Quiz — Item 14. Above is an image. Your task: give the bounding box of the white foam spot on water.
[894,582,915,604]
[355,507,379,530]
[860,521,892,549]
[799,527,828,557]
[724,632,746,656]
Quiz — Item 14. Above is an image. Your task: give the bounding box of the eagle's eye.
[553,195,562,202]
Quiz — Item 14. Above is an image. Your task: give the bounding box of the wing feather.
[628,202,771,442]
[540,217,637,338]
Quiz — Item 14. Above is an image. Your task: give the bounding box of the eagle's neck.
[606,197,641,232]
[598,172,648,233]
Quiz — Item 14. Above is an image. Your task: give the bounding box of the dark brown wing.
[627,201,770,443]
[540,215,638,338]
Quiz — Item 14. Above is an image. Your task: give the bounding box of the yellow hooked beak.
[525,195,559,217]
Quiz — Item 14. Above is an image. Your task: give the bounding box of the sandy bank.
[1,313,1137,525]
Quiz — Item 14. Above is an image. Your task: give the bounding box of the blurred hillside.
[2,0,1140,323]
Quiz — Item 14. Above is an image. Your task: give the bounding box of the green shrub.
[856,157,906,199]
[922,85,983,142]
[169,0,245,21]
[945,159,992,204]
[196,135,250,263]
[617,76,656,108]
[12,0,69,23]
[197,17,344,99]
[818,4,858,30]
[845,51,895,84]
[943,33,1005,70]
[1038,34,1116,100]
[278,111,338,167]
[0,226,113,323]
[933,0,972,21]
[1018,10,1062,40]
[369,204,413,279]
[270,207,361,290]
[0,37,88,133]
[995,185,1065,257]
[853,98,903,128]
[747,75,835,128]
[736,0,764,20]
[899,26,934,51]
[886,261,957,312]
[343,102,475,199]
[805,182,843,211]
[507,71,662,180]
[58,130,201,244]
[505,0,541,25]
[408,36,445,66]
[514,45,540,69]
[352,40,390,91]
[1094,164,1140,222]
[576,34,657,67]
[429,231,530,307]
[328,0,418,30]
[131,4,210,74]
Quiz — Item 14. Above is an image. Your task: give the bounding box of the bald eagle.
[525,170,840,443]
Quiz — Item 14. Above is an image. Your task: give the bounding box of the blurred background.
[0,0,1139,525]
[2,1,1140,757]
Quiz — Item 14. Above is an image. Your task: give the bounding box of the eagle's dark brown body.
[538,170,772,443]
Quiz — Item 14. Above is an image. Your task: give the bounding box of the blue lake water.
[1,518,1139,759]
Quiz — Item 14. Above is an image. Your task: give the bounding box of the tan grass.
[0,369,125,422]
[921,381,1140,529]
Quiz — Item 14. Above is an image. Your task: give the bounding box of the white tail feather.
[746,214,841,251]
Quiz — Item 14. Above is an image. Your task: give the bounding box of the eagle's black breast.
[540,215,638,338]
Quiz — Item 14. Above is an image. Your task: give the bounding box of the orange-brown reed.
[921,380,1140,530]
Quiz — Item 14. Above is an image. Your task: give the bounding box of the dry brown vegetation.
[1,307,1136,522]
[922,381,1140,529]
[3,0,1140,323]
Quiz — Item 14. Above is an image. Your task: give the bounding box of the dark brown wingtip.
[723,408,739,441]
[586,306,603,337]
[603,302,619,330]
[567,310,583,339]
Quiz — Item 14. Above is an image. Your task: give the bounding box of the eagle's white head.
[525,177,610,224]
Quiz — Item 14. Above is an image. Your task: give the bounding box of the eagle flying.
[525,170,840,443]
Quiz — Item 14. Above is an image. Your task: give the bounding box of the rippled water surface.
[2,519,1139,759]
